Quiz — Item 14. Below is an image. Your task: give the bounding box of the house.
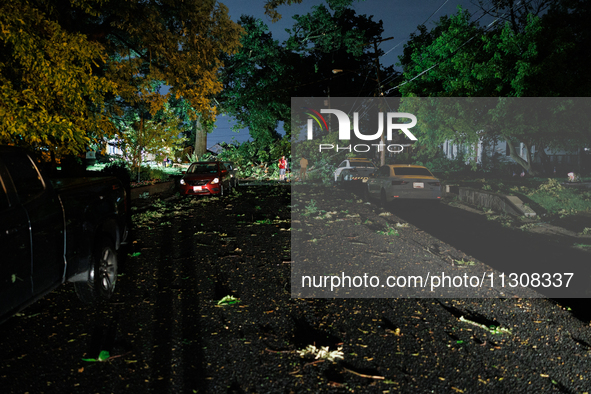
[442,139,589,174]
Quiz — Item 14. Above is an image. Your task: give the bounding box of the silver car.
[366,164,442,205]
[333,158,377,186]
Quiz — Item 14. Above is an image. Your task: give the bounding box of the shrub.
[524,178,591,214]
[138,166,168,182]
[414,156,472,178]
[101,161,172,185]
[532,178,564,197]
[101,160,131,185]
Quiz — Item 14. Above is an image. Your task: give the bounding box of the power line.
[383,0,532,95]
[379,0,503,89]
[382,0,451,58]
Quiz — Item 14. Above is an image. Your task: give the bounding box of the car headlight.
[211,178,219,184]
[180,179,186,185]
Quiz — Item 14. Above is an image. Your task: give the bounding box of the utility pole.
[363,37,393,166]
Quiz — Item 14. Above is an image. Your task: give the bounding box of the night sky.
[210,0,494,147]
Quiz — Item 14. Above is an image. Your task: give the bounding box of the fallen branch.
[106,351,132,361]
[343,367,385,380]
[303,359,325,367]
[265,348,294,354]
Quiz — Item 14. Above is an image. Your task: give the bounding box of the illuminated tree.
[0,0,242,157]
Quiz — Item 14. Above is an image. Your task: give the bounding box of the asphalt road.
[380,198,591,316]
[2,184,591,393]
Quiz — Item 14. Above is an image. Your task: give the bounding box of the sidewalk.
[445,197,591,251]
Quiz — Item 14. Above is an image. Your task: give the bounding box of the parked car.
[223,161,238,188]
[333,158,377,186]
[365,164,442,205]
[0,146,129,324]
[179,161,232,196]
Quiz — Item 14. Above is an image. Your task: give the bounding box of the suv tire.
[75,237,117,303]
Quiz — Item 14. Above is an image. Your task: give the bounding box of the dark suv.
[179,161,232,196]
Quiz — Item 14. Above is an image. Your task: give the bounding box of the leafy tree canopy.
[396,0,591,174]
[0,0,243,155]
[0,1,116,154]
[263,0,363,22]
[220,0,396,169]
[219,15,294,151]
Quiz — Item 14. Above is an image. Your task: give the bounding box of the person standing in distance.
[278,156,288,181]
[299,156,308,181]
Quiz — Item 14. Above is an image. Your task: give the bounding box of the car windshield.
[351,162,375,168]
[393,167,433,176]
[188,163,218,174]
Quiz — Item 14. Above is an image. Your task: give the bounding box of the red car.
[179,161,232,196]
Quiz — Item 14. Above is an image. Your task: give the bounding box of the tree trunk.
[194,118,207,158]
[137,116,144,183]
[506,139,539,176]
[537,144,550,175]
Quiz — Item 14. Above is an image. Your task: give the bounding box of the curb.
[130,181,175,200]
[456,187,537,217]
[445,199,591,243]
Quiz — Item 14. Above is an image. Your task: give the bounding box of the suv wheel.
[75,237,117,303]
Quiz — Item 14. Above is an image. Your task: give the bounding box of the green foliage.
[215,140,289,180]
[533,178,564,197]
[397,2,591,175]
[221,2,395,162]
[1,0,243,155]
[263,0,362,22]
[82,350,111,362]
[454,259,476,266]
[101,160,171,184]
[101,160,131,185]
[459,316,512,335]
[286,3,369,57]
[219,16,291,146]
[137,166,169,183]
[414,155,472,178]
[184,151,200,164]
[0,1,117,155]
[115,102,187,171]
[377,227,400,237]
[462,177,591,216]
[217,295,240,305]
[522,179,591,215]
[302,199,319,216]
